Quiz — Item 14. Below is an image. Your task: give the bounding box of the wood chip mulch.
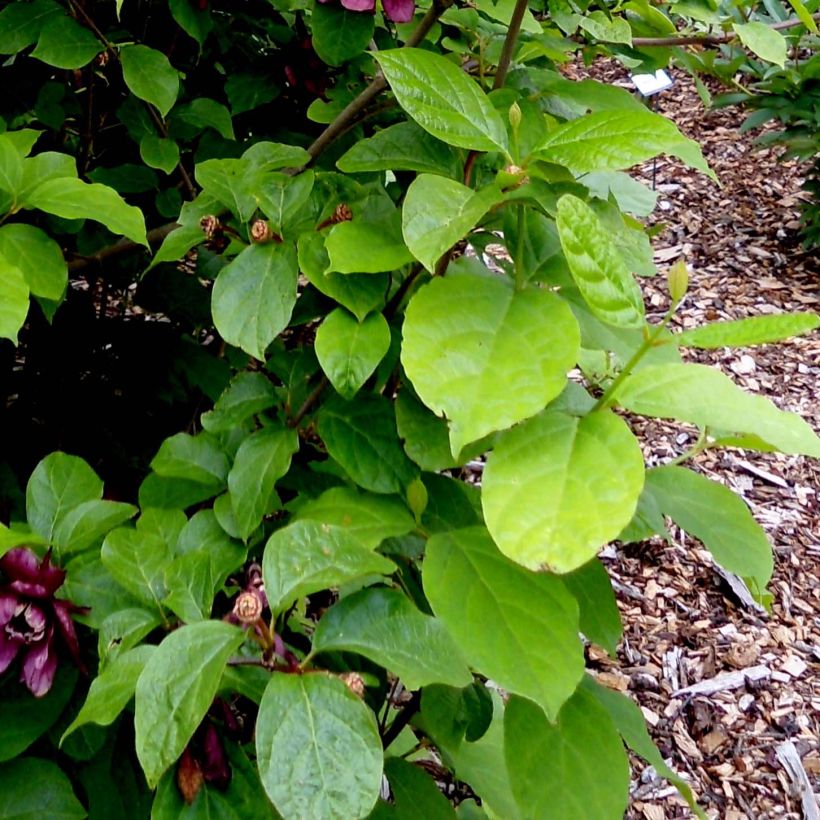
[561,59,820,819]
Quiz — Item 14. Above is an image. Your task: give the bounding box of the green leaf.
[376,758,457,819]
[578,10,632,43]
[402,272,580,456]
[616,363,820,457]
[151,432,229,486]
[227,426,298,539]
[139,134,180,174]
[62,554,144,628]
[556,195,645,329]
[135,621,245,788]
[212,242,298,360]
[734,22,787,67]
[0,134,24,207]
[97,608,161,667]
[26,452,103,542]
[120,45,180,117]
[646,465,773,590]
[536,110,713,179]
[0,0,61,55]
[256,673,383,819]
[676,312,820,348]
[295,486,415,548]
[256,170,315,236]
[318,395,418,494]
[148,225,203,270]
[482,410,645,573]
[101,527,173,608]
[561,558,622,654]
[62,646,155,743]
[504,688,629,819]
[262,520,396,615]
[784,0,818,31]
[326,213,415,274]
[23,177,147,245]
[17,152,77,206]
[423,527,583,719]
[51,499,138,556]
[175,98,235,140]
[0,253,28,344]
[402,176,501,272]
[374,49,508,153]
[195,158,256,222]
[168,0,214,45]
[138,507,187,549]
[337,122,463,178]
[0,224,67,300]
[31,16,102,69]
[582,676,707,819]
[315,308,391,399]
[395,390,466,472]
[313,587,472,689]
[201,371,277,433]
[226,73,278,115]
[312,2,374,66]
[243,141,310,172]
[0,757,86,820]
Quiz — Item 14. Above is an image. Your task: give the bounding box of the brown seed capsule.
[200,215,222,241]
[177,748,204,805]
[233,590,263,624]
[331,203,352,224]
[339,671,366,699]
[250,219,273,243]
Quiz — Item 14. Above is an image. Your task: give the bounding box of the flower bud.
[233,590,263,624]
[508,102,522,133]
[667,260,689,305]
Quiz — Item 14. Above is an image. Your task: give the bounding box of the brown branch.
[493,0,531,90]
[145,105,197,200]
[287,377,329,428]
[67,222,179,272]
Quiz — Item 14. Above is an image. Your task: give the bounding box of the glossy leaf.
[0,223,67,300]
[676,312,820,348]
[424,527,584,719]
[256,170,315,236]
[139,134,179,174]
[120,45,180,117]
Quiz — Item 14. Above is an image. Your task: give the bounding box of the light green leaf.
[139,134,180,174]
[242,141,310,172]
[482,410,645,573]
[676,312,820,348]
[256,673,383,819]
[101,527,173,607]
[62,646,155,743]
[556,194,645,329]
[313,587,472,689]
[402,175,501,272]
[326,213,415,274]
[561,558,622,654]
[97,608,161,667]
[295,486,415,548]
[212,242,298,360]
[616,363,820,457]
[147,224,203,270]
[151,432,229,486]
[135,621,245,788]
[784,0,818,31]
[646,465,773,590]
[578,10,632,43]
[31,16,102,69]
[256,170,315,236]
[51,499,138,556]
[316,308,391,399]
[312,2,374,66]
[120,45,180,117]
[423,527,584,719]
[375,49,508,153]
[734,22,787,67]
[24,177,147,245]
[0,134,24,207]
[138,507,187,550]
[318,395,418,494]
[0,757,86,820]
[0,224,67,300]
[402,273,580,455]
[504,688,629,819]
[195,158,256,222]
[201,371,277,433]
[262,520,395,615]
[537,110,714,179]
[0,253,28,344]
[227,426,298,539]
[337,121,463,178]
[18,152,77,206]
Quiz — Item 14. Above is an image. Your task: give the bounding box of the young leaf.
[312,587,472,689]
[315,308,391,399]
[262,520,396,615]
[504,688,630,819]
[676,312,820,348]
[423,527,584,719]
[616,363,820,457]
[482,410,645,573]
[561,558,622,655]
[402,175,501,272]
[135,621,245,788]
[556,194,645,329]
[733,22,787,67]
[120,45,180,117]
[0,757,86,820]
[646,465,773,591]
[0,223,67,300]
[256,673,383,819]
[401,273,580,456]
[212,242,298,360]
[374,49,509,153]
[325,213,415,273]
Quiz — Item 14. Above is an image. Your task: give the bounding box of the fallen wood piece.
[672,665,770,697]
[736,459,789,488]
[712,564,768,614]
[775,741,820,820]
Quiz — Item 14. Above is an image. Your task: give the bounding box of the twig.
[287,377,329,428]
[67,222,178,272]
[381,690,421,749]
[671,665,770,697]
[493,0,531,90]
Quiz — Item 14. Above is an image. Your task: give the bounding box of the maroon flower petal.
[5,580,50,598]
[52,600,85,672]
[0,548,41,581]
[0,592,17,626]
[38,551,68,595]
[20,629,58,697]
[0,631,22,675]
[1,548,66,599]
[340,0,376,12]
[200,723,231,790]
[382,0,414,21]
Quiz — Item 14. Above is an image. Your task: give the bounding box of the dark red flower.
[177,718,232,804]
[0,548,86,697]
[317,0,415,24]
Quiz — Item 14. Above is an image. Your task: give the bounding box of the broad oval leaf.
[734,22,787,67]
[376,757,457,820]
[256,673,383,819]
[312,2,374,66]
[423,527,584,719]
[0,254,29,345]
[0,757,86,820]
[212,241,298,360]
[135,621,245,788]
[139,134,180,174]
[482,410,645,573]
[51,499,137,556]
[151,432,229,486]
[0,223,67,300]
[374,49,508,154]
[556,195,645,329]
[30,15,102,69]
[262,520,396,615]
[201,371,277,433]
[312,587,472,689]
[676,312,820,348]
[561,558,622,655]
[504,689,630,819]
[616,363,820,457]
[315,308,391,399]
[100,527,173,608]
[325,213,414,274]
[401,273,580,455]
[120,45,180,117]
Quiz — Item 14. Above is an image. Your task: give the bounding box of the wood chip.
[775,742,820,820]
[672,666,771,697]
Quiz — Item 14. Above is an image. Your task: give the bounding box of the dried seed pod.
[233,590,263,624]
[251,219,273,243]
[331,203,352,224]
[200,215,222,241]
[339,671,366,699]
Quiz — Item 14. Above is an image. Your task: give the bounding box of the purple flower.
[317,0,416,24]
[0,548,85,697]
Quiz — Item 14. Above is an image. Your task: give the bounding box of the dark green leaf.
[312,3,374,66]
[0,757,85,820]
[561,558,622,654]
